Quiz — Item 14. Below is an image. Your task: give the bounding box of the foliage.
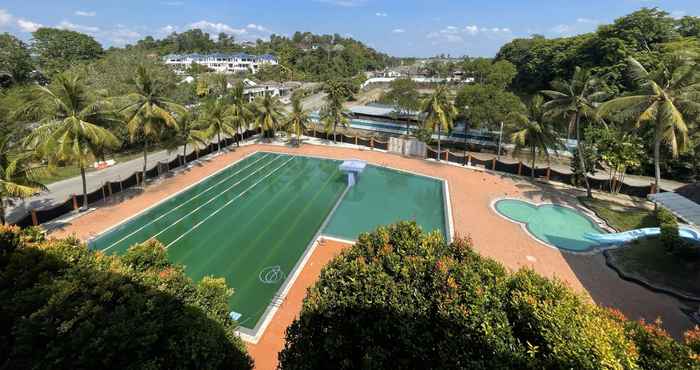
[507,95,560,177]
[422,85,457,155]
[278,221,681,369]
[32,27,104,79]
[320,79,351,142]
[0,33,34,88]
[656,207,684,252]
[456,83,524,129]
[462,58,517,89]
[251,94,284,138]
[585,126,644,193]
[285,96,311,145]
[0,228,253,369]
[0,135,47,224]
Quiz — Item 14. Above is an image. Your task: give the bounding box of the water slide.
[585,226,700,245]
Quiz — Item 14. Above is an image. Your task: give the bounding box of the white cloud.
[576,18,599,24]
[17,19,43,32]
[75,10,96,17]
[671,10,686,19]
[58,20,100,33]
[428,24,512,44]
[392,28,405,34]
[161,1,184,6]
[375,12,387,17]
[189,20,247,35]
[159,25,177,35]
[246,23,269,32]
[0,9,13,26]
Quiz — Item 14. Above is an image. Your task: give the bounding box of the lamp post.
[463,105,469,154]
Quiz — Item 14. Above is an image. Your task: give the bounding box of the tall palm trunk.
[531,145,536,179]
[654,136,661,192]
[463,121,469,153]
[217,131,222,152]
[142,140,148,186]
[333,120,337,143]
[0,197,6,225]
[182,143,187,166]
[575,112,592,198]
[437,126,442,162]
[80,166,88,211]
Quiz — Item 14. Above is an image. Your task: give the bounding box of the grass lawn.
[609,238,700,298]
[580,196,700,298]
[578,196,657,231]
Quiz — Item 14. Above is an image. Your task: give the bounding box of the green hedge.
[0,226,252,370]
[279,221,700,369]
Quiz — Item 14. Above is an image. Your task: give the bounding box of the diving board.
[339,160,367,186]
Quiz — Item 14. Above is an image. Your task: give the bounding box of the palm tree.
[507,95,560,178]
[541,67,608,198]
[422,86,457,160]
[162,111,207,166]
[599,56,696,190]
[252,94,284,140]
[197,98,240,152]
[21,73,120,210]
[119,65,184,184]
[320,99,349,143]
[0,136,47,224]
[285,95,310,146]
[228,82,252,147]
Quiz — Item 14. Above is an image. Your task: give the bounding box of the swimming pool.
[494,199,605,252]
[89,152,448,338]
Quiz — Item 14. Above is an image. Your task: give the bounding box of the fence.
[14,129,260,228]
[16,128,656,228]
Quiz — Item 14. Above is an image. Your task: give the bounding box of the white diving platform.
[339,160,367,186]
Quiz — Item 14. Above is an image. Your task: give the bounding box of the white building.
[163,53,278,75]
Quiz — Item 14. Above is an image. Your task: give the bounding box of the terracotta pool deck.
[51,142,696,370]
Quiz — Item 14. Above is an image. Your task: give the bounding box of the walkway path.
[51,140,696,369]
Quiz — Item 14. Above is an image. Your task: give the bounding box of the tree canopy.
[31,27,104,79]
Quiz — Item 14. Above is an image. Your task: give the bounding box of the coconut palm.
[197,98,241,152]
[285,96,310,146]
[119,65,184,184]
[320,98,349,143]
[599,56,697,190]
[507,95,561,178]
[541,67,608,198]
[252,94,284,140]
[162,111,207,166]
[228,82,252,147]
[0,136,47,224]
[422,85,457,160]
[21,73,120,210]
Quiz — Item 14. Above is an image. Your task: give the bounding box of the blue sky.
[0,1,698,57]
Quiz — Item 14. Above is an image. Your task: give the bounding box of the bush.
[0,229,252,370]
[279,221,656,369]
[657,207,685,252]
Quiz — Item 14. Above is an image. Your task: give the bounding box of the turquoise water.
[324,165,447,241]
[494,199,604,252]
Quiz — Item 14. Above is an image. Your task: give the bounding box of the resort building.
[163,53,278,75]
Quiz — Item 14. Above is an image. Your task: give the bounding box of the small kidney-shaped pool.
[494,199,605,252]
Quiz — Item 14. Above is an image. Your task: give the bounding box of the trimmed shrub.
[657,207,683,251]
[0,229,252,370]
[279,221,646,369]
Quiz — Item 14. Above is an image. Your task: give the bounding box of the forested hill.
[125,30,397,81]
[496,8,700,93]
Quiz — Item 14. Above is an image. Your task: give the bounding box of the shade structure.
[649,192,700,226]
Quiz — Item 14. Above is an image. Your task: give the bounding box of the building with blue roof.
[163,53,278,75]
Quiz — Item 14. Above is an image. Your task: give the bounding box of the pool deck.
[51,141,696,370]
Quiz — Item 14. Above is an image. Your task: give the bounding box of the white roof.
[649,192,700,226]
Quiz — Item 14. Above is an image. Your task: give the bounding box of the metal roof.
[649,192,700,226]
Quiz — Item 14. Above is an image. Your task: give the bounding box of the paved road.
[7,148,182,223]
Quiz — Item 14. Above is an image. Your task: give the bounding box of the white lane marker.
[165,156,296,249]
[102,153,278,252]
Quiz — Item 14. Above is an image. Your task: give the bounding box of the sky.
[0,1,699,57]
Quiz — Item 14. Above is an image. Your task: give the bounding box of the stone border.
[489,197,620,255]
[604,248,700,302]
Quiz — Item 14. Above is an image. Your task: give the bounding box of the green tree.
[197,98,240,152]
[0,227,253,369]
[321,79,352,143]
[0,136,46,224]
[162,111,207,166]
[455,83,524,128]
[251,94,284,139]
[0,33,33,88]
[422,85,457,160]
[384,78,420,135]
[285,95,310,146]
[119,65,184,184]
[21,73,120,210]
[541,67,607,198]
[507,95,560,178]
[599,56,695,190]
[228,82,253,147]
[586,126,644,193]
[31,28,103,78]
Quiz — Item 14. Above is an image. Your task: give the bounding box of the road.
[7,148,181,223]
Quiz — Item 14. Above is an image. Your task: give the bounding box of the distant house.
[162,53,278,75]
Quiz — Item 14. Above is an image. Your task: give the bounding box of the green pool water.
[324,165,448,241]
[494,199,604,252]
